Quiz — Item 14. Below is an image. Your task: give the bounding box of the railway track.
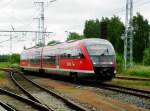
[0,87,50,111]
[2,68,88,111]
[115,76,150,81]
[81,79,150,99]
[100,83,150,99]
[0,100,16,111]
[1,68,149,110]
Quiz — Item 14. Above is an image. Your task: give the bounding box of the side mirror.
[68,54,71,58]
[79,53,84,58]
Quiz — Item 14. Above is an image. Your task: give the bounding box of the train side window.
[43,49,56,65]
[30,50,41,65]
[21,52,29,60]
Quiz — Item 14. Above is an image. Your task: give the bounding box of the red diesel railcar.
[20,38,116,80]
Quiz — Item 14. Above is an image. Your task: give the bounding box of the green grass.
[111,79,150,90]
[118,66,150,78]
[0,62,19,68]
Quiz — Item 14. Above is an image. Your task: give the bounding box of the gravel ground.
[1,71,149,111]
[24,74,148,111]
[88,87,150,109]
[33,92,75,111]
[0,94,37,111]
[0,105,7,111]
[0,72,75,111]
[13,74,75,111]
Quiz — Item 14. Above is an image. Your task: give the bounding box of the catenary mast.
[124,0,133,69]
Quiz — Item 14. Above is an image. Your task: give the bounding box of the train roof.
[78,38,112,45]
[49,38,111,46]
[22,38,113,52]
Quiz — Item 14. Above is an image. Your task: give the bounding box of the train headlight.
[109,62,113,64]
[93,62,96,65]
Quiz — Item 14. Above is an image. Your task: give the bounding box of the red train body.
[20,38,116,80]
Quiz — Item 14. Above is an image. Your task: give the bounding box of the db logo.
[66,62,75,67]
[66,62,72,66]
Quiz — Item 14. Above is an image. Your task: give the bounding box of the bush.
[116,53,124,73]
[10,54,20,64]
[143,47,150,65]
[123,66,150,78]
[0,54,20,64]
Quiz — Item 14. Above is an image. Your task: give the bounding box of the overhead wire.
[0,1,55,45]
[0,0,150,45]
[112,0,150,14]
[0,34,18,44]
[0,0,14,9]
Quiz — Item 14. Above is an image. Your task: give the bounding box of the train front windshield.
[86,44,115,65]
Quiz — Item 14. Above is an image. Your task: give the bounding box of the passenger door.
[56,49,60,69]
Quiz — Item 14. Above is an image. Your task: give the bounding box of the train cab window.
[79,53,84,58]
[86,44,109,56]
[60,47,84,59]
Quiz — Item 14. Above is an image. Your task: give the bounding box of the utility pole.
[34,0,57,46]
[65,31,69,40]
[9,25,15,63]
[33,18,41,46]
[34,2,45,46]
[124,0,133,69]
[9,32,12,63]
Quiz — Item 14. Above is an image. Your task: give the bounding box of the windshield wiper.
[100,49,109,56]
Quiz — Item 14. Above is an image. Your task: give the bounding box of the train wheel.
[39,69,45,74]
[21,68,24,72]
[21,68,26,73]
[70,72,78,82]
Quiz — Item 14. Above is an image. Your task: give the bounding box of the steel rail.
[10,72,54,111]
[115,76,150,81]
[100,83,150,99]
[14,70,88,111]
[10,72,41,103]
[0,101,16,111]
[0,88,50,111]
[1,68,150,100]
[101,83,150,94]
[0,68,50,110]
[80,79,150,99]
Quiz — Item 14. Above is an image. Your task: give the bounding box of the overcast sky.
[0,0,150,54]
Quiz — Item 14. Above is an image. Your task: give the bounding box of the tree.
[0,55,9,62]
[107,16,125,54]
[83,19,100,38]
[132,13,150,62]
[47,40,61,45]
[67,32,84,40]
[10,54,20,63]
[36,42,45,47]
[100,17,110,39]
[143,47,150,65]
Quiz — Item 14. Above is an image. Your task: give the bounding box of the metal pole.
[33,18,41,46]
[10,32,12,63]
[124,0,129,70]
[130,0,133,67]
[41,2,45,46]
[124,0,133,69]
[34,2,45,46]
